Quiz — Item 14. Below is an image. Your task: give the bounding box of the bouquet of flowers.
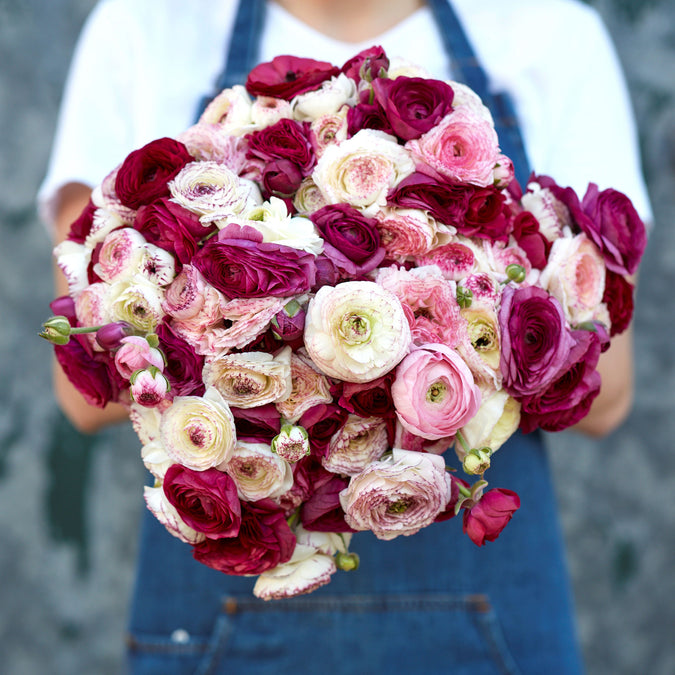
[41,46,646,599]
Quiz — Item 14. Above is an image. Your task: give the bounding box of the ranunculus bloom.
[310,108,349,157]
[340,45,389,84]
[115,137,193,210]
[193,225,316,299]
[192,498,296,576]
[519,328,602,433]
[299,403,349,457]
[114,336,165,380]
[322,415,389,476]
[223,441,293,501]
[459,390,521,454]
[292,73,357,122]
[203,347,292,409]
[271,425,311,463]
[304,280,412,383]
[130,368,170,408]
[275,352,333,423]
[375,206,439,259]
[338,373,396,419]
[246,54,340,100]
[159,387,236,471]
[392,344,481,440]
[231,404,281,443]
[419,242,475,281]
[311,203,385,274]
[300,473,353,532]
[339,448,452,540]
[463,488,520,546]
[162,464,241,539]
[199,85,254,134]
[155,321,205,397]
[247,118,316,174]
[511,211,551,270]
[107,276,166,333]
[372,75,454,141]
[406,107,500,187]
[457,186,512,242]
[312,129,415,215]
[580,183,647,276]
[144,485,205,545]
[603,270,634,336]
[499,285,576,397]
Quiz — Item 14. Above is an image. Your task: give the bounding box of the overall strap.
[194,0,267,121]
[426,0,532,187]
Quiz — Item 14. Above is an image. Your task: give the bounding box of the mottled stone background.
[0,1,673,673]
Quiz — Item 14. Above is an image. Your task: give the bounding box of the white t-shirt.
[38,0,653,226]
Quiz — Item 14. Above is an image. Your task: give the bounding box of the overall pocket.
[127,592,523,675]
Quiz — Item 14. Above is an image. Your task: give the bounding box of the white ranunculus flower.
[253,544,336,600]
[54,240,91,297]
[199,84,255,136]
[236,196,324,255]
[312,129,415,216]
[159,387,237,471]
[322,415,389,476]
[222,441,293,501]
[144,485,205,545]
[339,448,452,540]
[292,73,358,121]
[84,207,126,249]
[141,440,173,480]
[310,106,349,158]
[108,275,165,332]
[129,403,162,445]
[74,282,112,332]
[459,389,521,455]
[521,182,571,242]
[293,177,328,215]
[250,95,293,128]
[203,346,292,408]
[169,161,260,222]
[304,281,412,383]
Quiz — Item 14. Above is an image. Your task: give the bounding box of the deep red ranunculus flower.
[246,54,340,100]
[193,230,316,299]
[581,183,647,277]
[519,328,602,433]
[457,186,512,242]
[340,45,389,84]
[301,473,354,533]
[463,488,520,546]
[155,321,205,397]
[163,464,241,539]
[231,404,281,443]
[372,76,454,141]
[114,137,193,210]
[67,198,97,243]
[388,171,471,227]
[192,499,296,576]
[338,374,396,418]
[247,118,316,174]
[499,285,576,397]
[347,101,395,137]
[511,211,551,269]
[603,269,635,336]
[311,204,384,273]
[299,403,349,457]
[134,198,214,266]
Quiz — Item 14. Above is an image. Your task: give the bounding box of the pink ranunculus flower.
[376,265,465,348]
[178,123,250,171]
[94,227,147,283]
[392,344,481,440]
[462,488,520,546]
[406,107,500,187]
[275,352,334,423]
[162,265,220,321]
[114,335,165,380]
[304,280,412,383]
[339,448,452,540]
[538,233,606,325]
[310,107,349,158]
[130,368,171,408]
[375,207,439,259]
[322,415,389,476]
[419,242,476,281]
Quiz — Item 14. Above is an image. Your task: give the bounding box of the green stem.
[70,325,104,335]
[456,430,471,454]
[458,484,472,499]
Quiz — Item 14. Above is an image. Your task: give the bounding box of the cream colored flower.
[292,73,357,121]
[458,389,520,455]
[322,415,389,476]
[275,352,333,423]
[159,387,237,471]
[108,276,165,333]
[203,346,292,408]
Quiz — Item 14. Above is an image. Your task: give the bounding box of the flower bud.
[456,286,473,309]
[95,321,137,351]
[39,315,72,345]
[271,300,306,342]
[462,447,492,476]
[271,424,311,463]
[505,264,526,283]
[130,367,170,408]
[335,551,360,572]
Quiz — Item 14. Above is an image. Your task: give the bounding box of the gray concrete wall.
[0,1,673,673]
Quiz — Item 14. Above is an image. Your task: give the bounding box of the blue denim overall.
[126,2,584,673]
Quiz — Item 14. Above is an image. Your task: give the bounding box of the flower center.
[426,380,447,404]
[341,313,371,344]
[229,374,262,397]
[387,497,413,514]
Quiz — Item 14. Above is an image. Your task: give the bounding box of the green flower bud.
[462,447,492,475]
[505,264,526,283]
[456,286,473,309]
[335,551,360,572]
[39,315,72,345]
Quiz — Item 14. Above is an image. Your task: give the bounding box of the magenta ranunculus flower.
[192,498,296,576]
[372,76,454,141]
[340,45,389,84]
[155,321,205,397]
[580,183,647,276]
[392,344,481,440]
[115,137,193,210]
[193,227,316,299]
[246,55,340,100]
[162,464,241,539]
[462,488,520,546]
[499,285,576,397]
[603,270,635,336]
[247,118,316,175]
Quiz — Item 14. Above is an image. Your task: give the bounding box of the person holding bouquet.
[39,0,651,673]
